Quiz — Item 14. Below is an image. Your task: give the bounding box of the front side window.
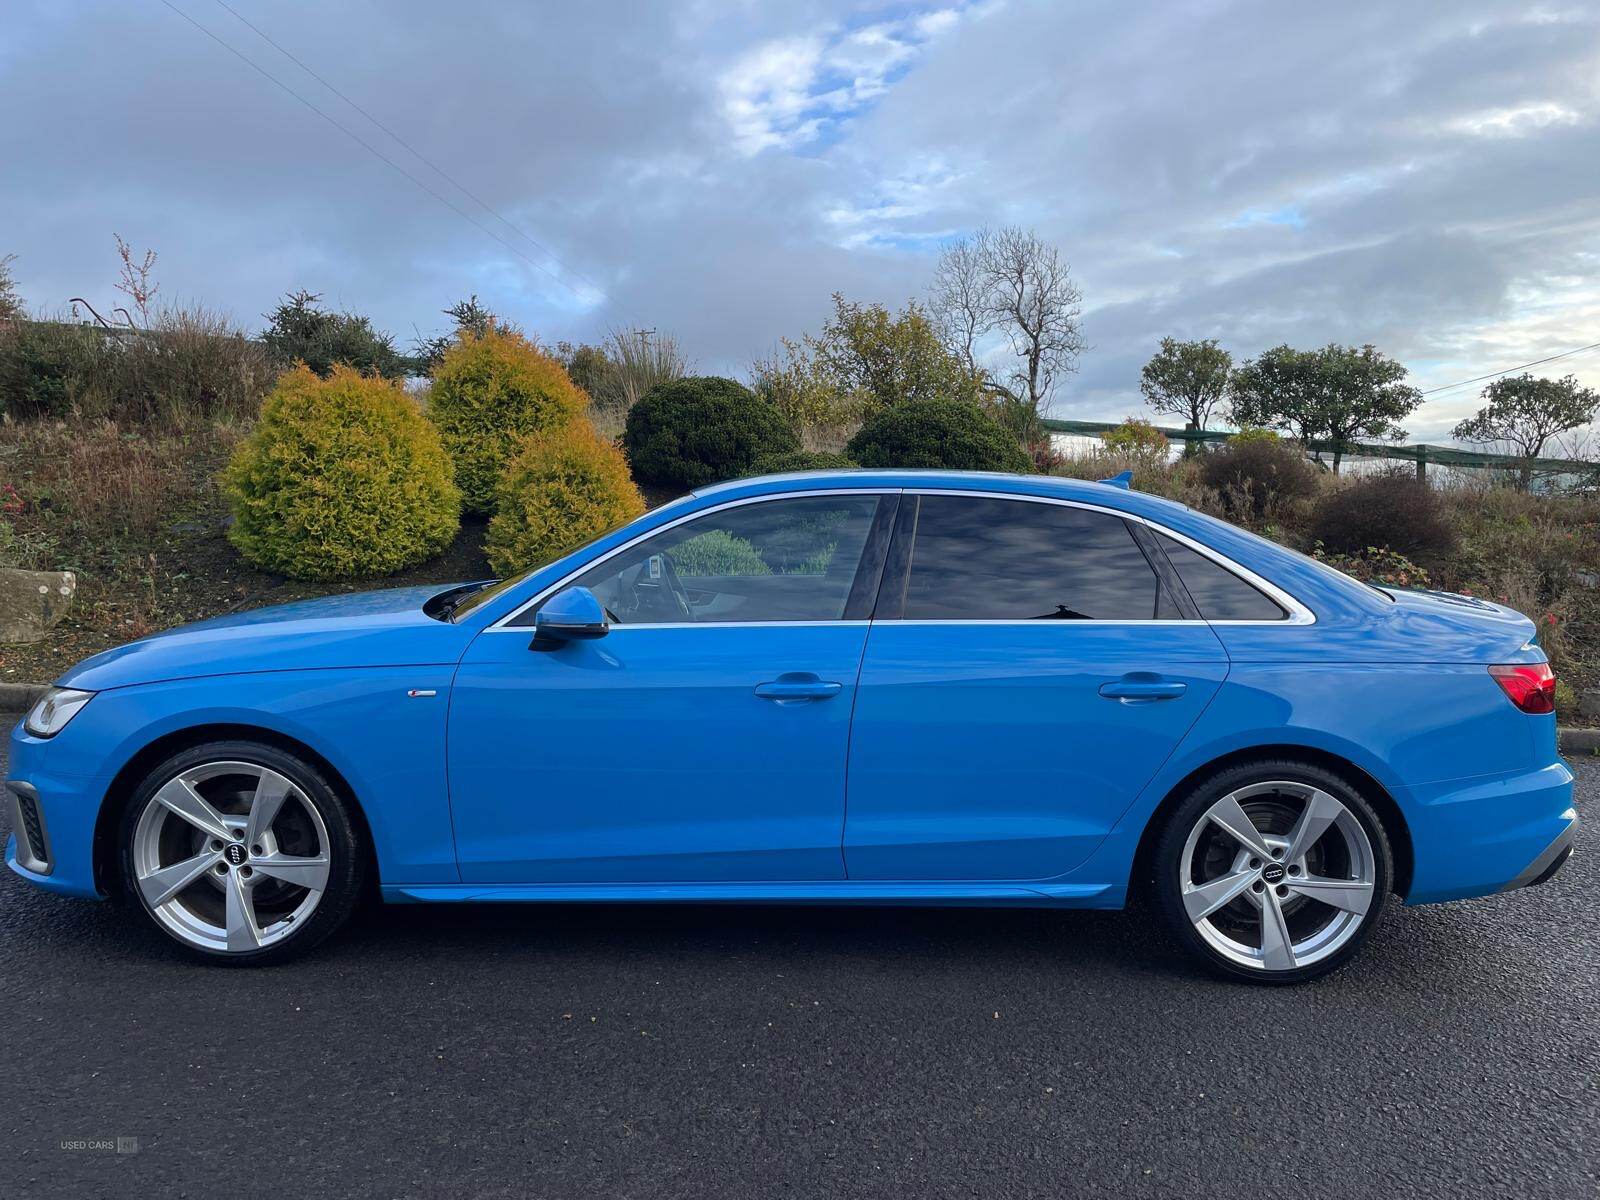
[533,495,882,625]
[902,496,1167,620]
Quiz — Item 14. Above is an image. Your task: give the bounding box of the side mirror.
[531,585,609,649]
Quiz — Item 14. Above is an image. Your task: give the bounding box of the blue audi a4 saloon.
[6,470,1578,981]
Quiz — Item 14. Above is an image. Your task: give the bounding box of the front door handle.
[1098,678,1187,702]
[755,675,843,703]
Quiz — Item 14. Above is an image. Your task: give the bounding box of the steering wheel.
[614,554,694,623]
[655,553,695,622]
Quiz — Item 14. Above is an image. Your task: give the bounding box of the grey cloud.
[2,0,1597,437]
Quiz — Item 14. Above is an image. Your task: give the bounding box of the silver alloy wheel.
[1179,780,1376,972]
[131,760,331,953]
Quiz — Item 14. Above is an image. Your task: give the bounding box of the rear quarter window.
[1156,532,1286,621]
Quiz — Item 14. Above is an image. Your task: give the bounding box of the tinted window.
[553,495,881,625]
[903,496,1164,620]
[1156,533,1286,621]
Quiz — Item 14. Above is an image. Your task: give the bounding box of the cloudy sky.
[4,0,1599,440]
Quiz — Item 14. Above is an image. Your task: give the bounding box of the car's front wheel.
[1152,760,1392,984]
[118,740,364,965]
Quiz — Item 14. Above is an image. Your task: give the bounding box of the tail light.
[1489,663,1556,714]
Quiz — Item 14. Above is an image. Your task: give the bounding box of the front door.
[843,493,1230,881]
[449,491,895,883]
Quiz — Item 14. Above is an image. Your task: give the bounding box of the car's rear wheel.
[1152,760,1392,984]
[118,740,363,965]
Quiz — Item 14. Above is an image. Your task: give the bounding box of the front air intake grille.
[17,791,45,862]
[7,784,52,875]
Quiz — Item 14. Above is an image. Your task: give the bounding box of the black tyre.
[1151,759,1392,984]
[118,740,364,966]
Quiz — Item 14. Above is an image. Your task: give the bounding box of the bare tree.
[981,226,1086,415]
[929,229,992,377]
[928,225,1085,440]
[113,234,159,325]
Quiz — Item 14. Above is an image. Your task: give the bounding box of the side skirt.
[382,881,1125,908]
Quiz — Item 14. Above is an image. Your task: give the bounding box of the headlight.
[23,688,95,738]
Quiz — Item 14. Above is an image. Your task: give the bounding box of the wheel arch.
[1129,743,1414,902]
[92,722,380,898]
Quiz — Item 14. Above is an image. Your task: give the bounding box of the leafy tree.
[262,290,407,379]
[812,293,982,413]
[753,295,983,439]
[1452,373,1600,491]
[749,335,858,432]
[1139,338,1232,452]
[1228,343,1421,472]
[556,340,613,398]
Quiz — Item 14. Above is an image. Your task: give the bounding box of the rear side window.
[1155,532,1286,621]
[902,496,1166,620]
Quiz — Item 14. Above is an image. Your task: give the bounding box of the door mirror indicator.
[531,586,609,649]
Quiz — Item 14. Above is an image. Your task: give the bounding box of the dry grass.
[0,418,247,650]
[0,304,272,427]
[0,417,243,542]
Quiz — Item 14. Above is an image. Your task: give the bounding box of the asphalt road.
[1,739,1596,1200]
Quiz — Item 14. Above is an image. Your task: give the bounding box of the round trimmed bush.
[846,397,1032,473]
[623,376,799,493]
[745,449,857,476]
[1308,470,1457,564]
[223,365,460,579]
[670,529,770,576]
[428,329,588,512]
[484,423,646,576]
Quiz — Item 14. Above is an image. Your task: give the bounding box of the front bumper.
[6,722,108,899]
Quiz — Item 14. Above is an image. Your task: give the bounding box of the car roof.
[690,469,1192,521]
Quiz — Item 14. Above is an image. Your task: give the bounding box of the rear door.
[843,492,1231,881]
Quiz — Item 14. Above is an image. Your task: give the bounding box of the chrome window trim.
[487,484,1315,632]
[488,489,896,631]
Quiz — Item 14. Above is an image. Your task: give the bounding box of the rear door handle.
[755,675,843,703]
[1098,679,1187,702]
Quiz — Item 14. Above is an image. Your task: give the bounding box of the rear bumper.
[1499,815,1578,892]
[1404,761,1577,905]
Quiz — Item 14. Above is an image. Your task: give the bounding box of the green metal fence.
[1040,418,1596,481]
